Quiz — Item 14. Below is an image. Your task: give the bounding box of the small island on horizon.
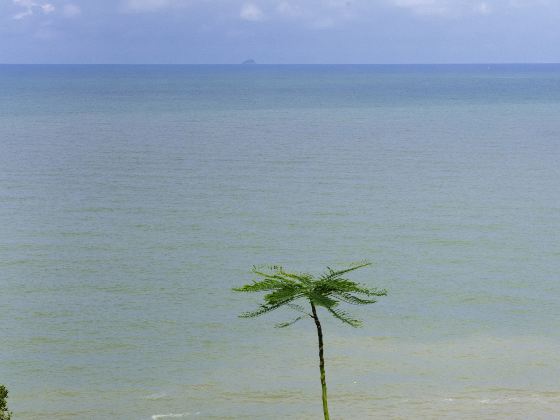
[241,59,257,65]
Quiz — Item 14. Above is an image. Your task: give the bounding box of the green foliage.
[234,262,387,327]
[234,262,387,420]
[0,385,12,420]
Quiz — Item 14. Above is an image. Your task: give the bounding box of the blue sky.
[1,0,560,63]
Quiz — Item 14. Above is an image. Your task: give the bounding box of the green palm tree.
[233,262,387,420]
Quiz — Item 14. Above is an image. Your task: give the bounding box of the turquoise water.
[1,65,560,419]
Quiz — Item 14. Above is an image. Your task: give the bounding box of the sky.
[1,0,560,64]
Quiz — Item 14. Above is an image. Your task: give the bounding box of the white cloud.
[12,0,56,19]
[274,0,355,27]
[12,11,32,19]
[474,2,491,15]
[389,0,495,17]
[391,0,451,16]
[109,1,540,23]
[240,3,264,21]
[276,1,304,18]
[63,3,82,18]
[13,0,34,6]
[124,0,173,12]
[41,3,55,13]
[12,0,34,19]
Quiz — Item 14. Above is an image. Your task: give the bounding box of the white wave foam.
[152,413,199,419]
[145,392,168,400]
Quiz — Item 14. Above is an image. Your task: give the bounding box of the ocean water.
[1,64,560,419]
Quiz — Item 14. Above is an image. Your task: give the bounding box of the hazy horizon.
[2,62,560,65]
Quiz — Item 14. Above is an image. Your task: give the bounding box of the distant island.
[242,59,257,64]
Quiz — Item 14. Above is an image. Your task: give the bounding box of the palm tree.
[233,262,387,420]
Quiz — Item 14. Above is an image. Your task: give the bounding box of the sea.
[1,64,560,419]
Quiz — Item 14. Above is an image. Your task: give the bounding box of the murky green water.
[1,65,560,419]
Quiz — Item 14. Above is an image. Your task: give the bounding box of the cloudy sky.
[1,0,560,63]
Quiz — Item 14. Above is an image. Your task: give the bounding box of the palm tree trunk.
[311,303,329,420]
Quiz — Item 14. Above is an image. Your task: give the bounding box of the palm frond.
[265,289,303,306]
[286,303,312,317]
[275,316,305,328]
[309,292,338,309]
[347,286,387,297]
[239,296,298,318]
[318,278,387,297]
[277,268,313,283]
[253,266,314,286]
[320,262,371,282]
[236,262,386,327]
[326,306,362,327]
[232,278,284,293]
[332,292,378,305]
[251,271,299,285]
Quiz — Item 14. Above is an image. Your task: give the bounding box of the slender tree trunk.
[311,303,329,420]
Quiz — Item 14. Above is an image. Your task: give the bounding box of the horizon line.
[1,62,560,66]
